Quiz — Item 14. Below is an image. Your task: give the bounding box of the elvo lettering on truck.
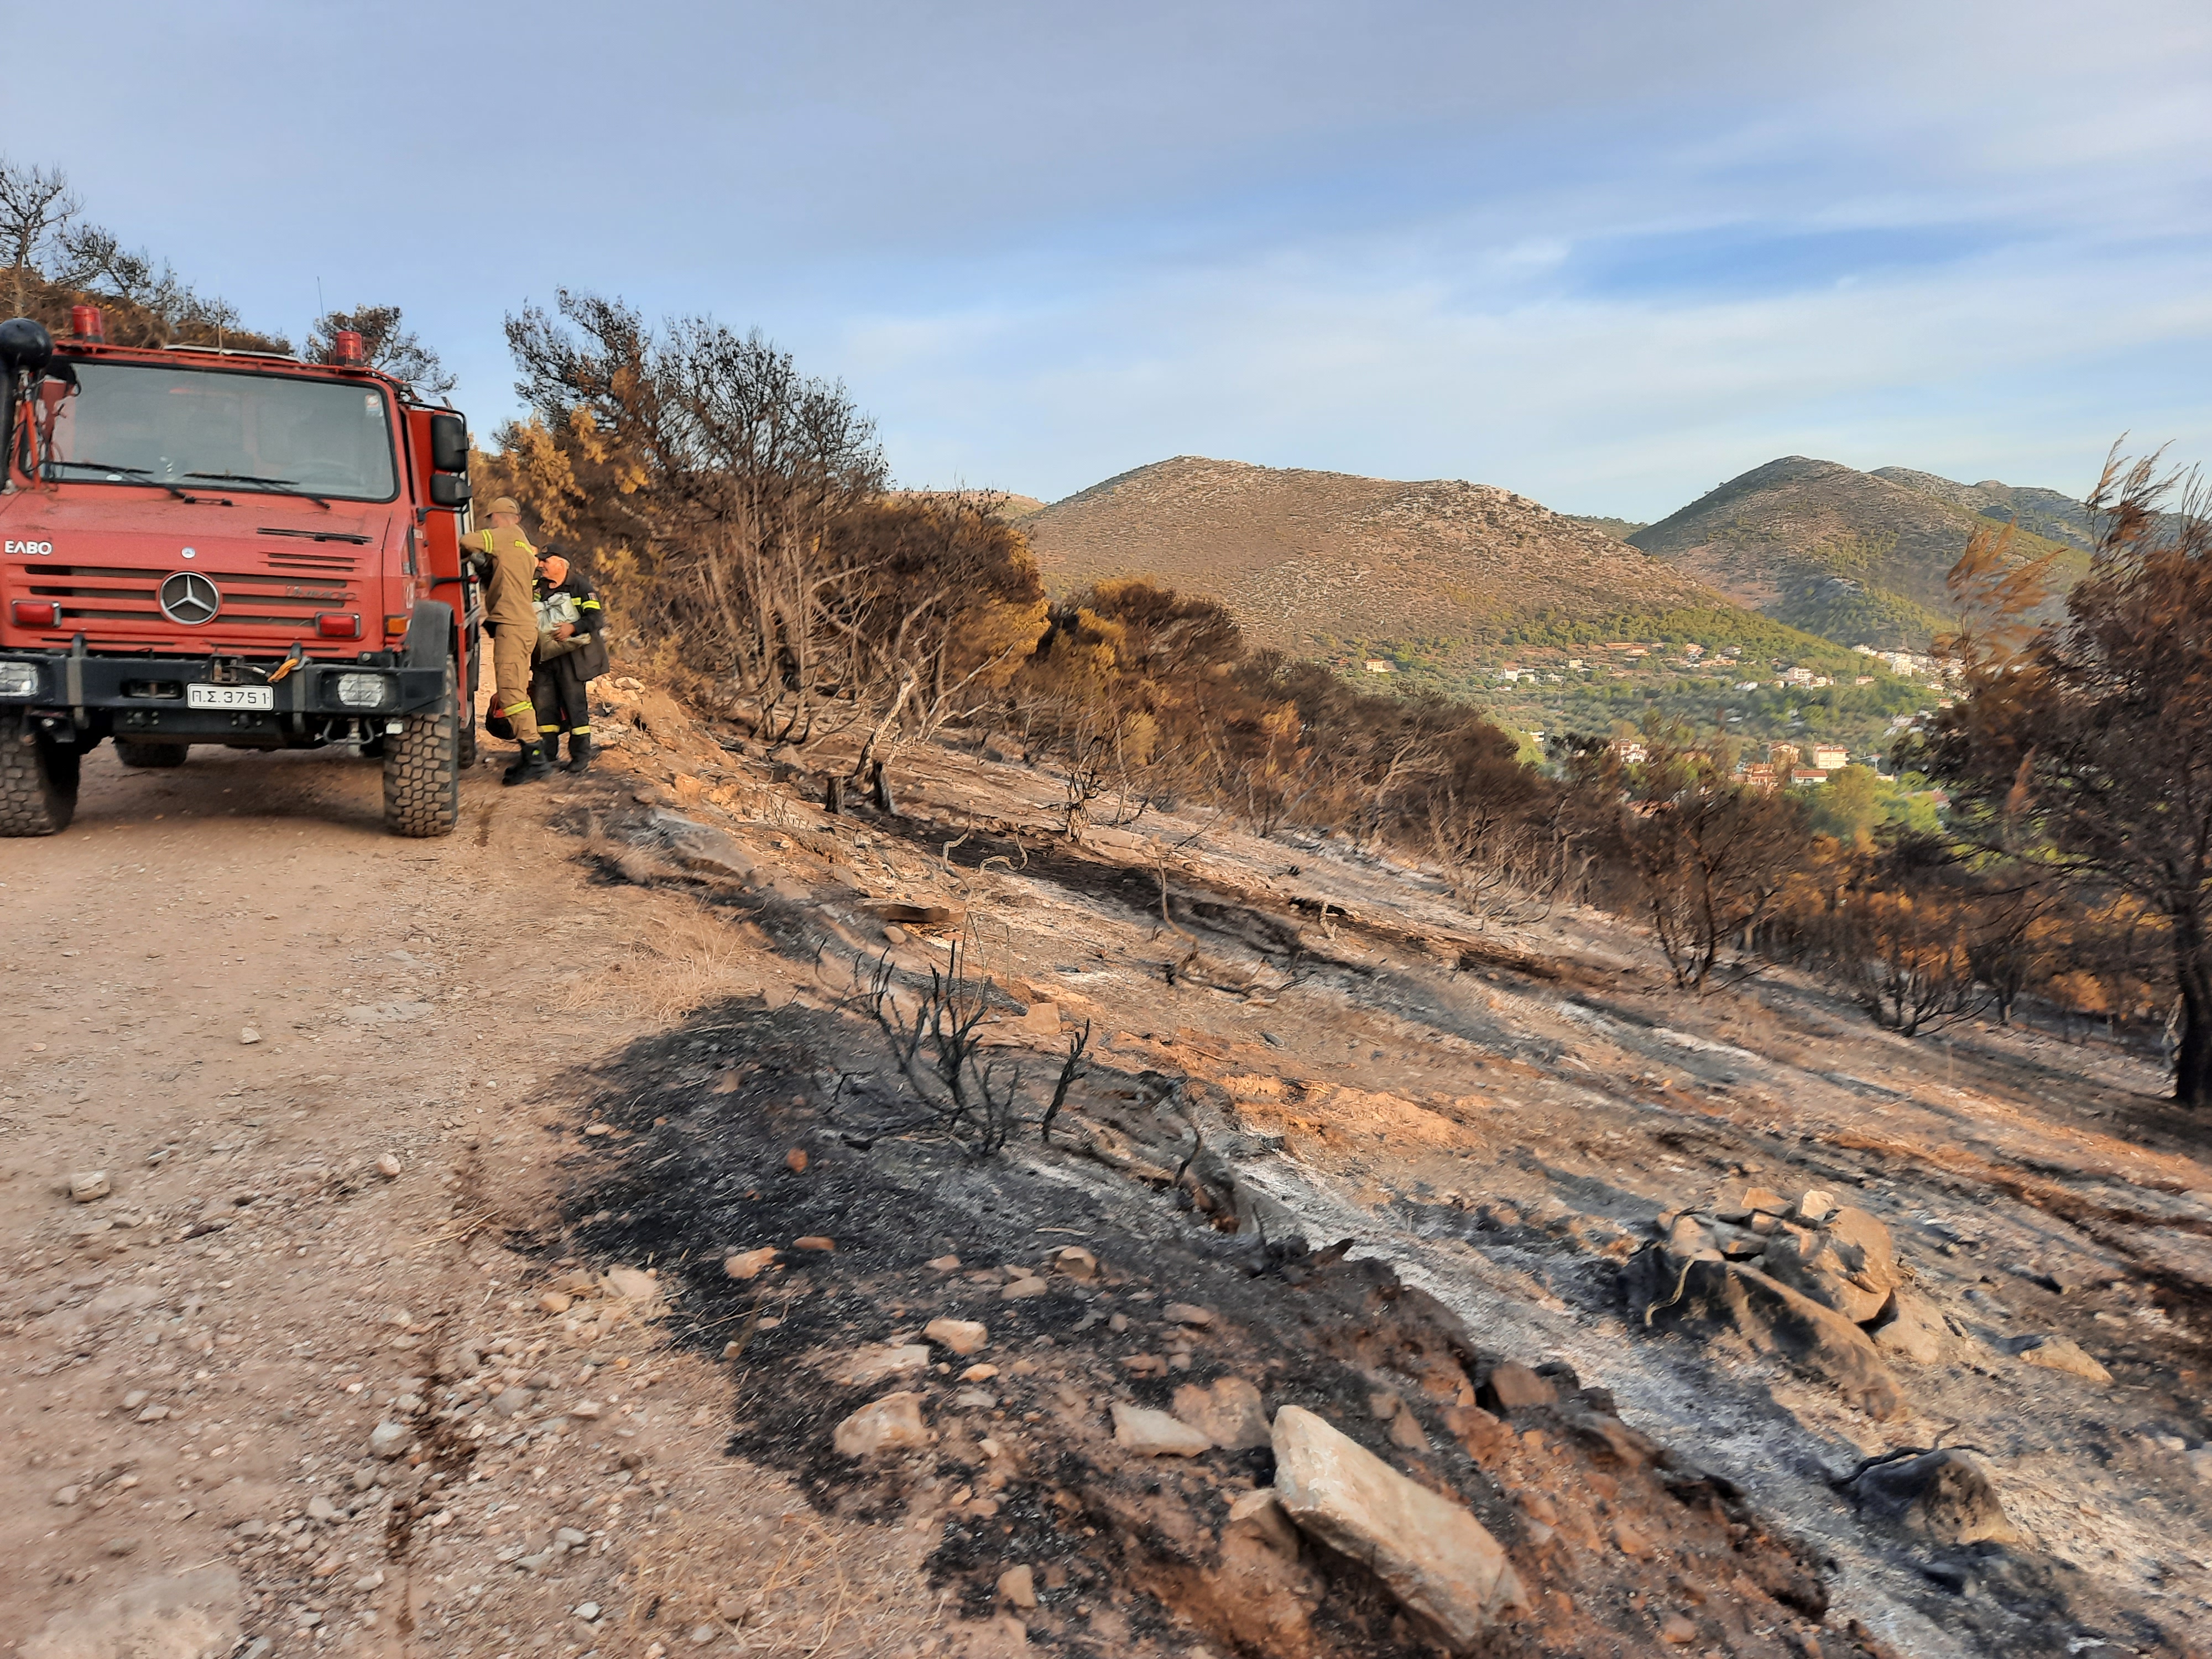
[0,308,485,838]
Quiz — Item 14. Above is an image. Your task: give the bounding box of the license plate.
[187,683,273,711]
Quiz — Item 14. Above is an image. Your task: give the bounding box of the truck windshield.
[40,361,399,503]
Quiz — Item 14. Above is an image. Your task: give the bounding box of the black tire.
[383,664,459,838]
[0,716,79,835]
[114,739,188,768]
[457,711,478,770]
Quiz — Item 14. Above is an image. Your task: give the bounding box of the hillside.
[8,664,2207,1658]
[1630,456,2086,650]
[1021,456,1932,754]
[1022,455,1721,657]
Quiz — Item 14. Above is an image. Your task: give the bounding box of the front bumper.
[0,646,445,743]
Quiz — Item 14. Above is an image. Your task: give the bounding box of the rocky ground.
[3,674,2209,1658]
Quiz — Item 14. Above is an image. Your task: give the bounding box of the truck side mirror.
[429,473,471,509]
[429,411,468,474]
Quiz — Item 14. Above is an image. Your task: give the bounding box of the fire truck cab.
[0,309,481,837]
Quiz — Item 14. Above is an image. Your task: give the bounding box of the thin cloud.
[8,0,2208,514]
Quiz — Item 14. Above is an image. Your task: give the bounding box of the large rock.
[1869,1291,1949,1365]
[1849,1450,2020,1546]
[1627,1250,1905,1419]
[1171,1377,1271,1451]
[833,1392,932,1457]
[23,1567,241,1659]
[1270,1406,1530,1651]
[1758,1207,1896,1324]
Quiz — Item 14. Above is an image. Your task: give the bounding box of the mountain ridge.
[1628,456,2086,649]
[1019,453,1724,659]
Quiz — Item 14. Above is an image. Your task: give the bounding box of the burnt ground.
[546,995,1863,1658]
[533,701,2212,1659]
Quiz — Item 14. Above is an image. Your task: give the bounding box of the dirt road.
[0,734,958,1657]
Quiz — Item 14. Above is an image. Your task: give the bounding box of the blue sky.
[9,1,2210,518]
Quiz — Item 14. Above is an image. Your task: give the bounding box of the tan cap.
[486,495,521,516]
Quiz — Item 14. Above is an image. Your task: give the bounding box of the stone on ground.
[723,1247,778,1280]
[1270,1405,1529,1650]
[67,1171,110,1204]
[996,1564,1037,1609]
[830,1344,931,1386]
[1112,1403,1214,1455]
[1849,1449,2020,1546]
[1171,1376,1271,1450]
[832,1391,932,1457]
[2011,1333,2112,1385]
[1761,1206,1896,1323]
[602,1266,661,1309]
[925,1318,989,1355]
[1226,1487,1301,1557]
[1482,1361,1556,1413]
[1627,1251,1905,1419]
[1869,1290,1949,1364]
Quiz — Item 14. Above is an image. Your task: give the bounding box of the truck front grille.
[15,562,358,631]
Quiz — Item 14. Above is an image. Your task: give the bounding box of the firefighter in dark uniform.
[529,548,609,772]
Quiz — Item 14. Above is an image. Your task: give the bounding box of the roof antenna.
[315,277,326,360]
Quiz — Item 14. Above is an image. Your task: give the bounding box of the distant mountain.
[1629,457,2086,650]
[1565,514,1651,541]
[1020,455,1720,659]
[1871,467,2098,554]
[1021,454,1946,755]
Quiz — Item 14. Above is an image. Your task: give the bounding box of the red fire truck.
[0,307,481,837]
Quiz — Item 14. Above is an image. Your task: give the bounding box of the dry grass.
[577,889,766,1022]
[619,1504,953,1657]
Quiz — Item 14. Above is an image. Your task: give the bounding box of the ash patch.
[538,995,1901,1658]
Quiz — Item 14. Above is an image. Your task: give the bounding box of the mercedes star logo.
[159,570,221,626]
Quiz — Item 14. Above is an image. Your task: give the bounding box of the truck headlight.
[335,672,392,709]
[0,662,38,698]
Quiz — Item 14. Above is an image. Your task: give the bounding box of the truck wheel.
[383,666,459,838]
[115,740,188,768]
[457,711,478,770]
[0,716,80,835]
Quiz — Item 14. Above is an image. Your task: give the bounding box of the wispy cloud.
[10,0,2209,515]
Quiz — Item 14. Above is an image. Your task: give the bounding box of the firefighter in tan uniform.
[463,497,554,785]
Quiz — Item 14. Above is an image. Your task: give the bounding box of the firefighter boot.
[503,740,555,786]
[565,732,594,774]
